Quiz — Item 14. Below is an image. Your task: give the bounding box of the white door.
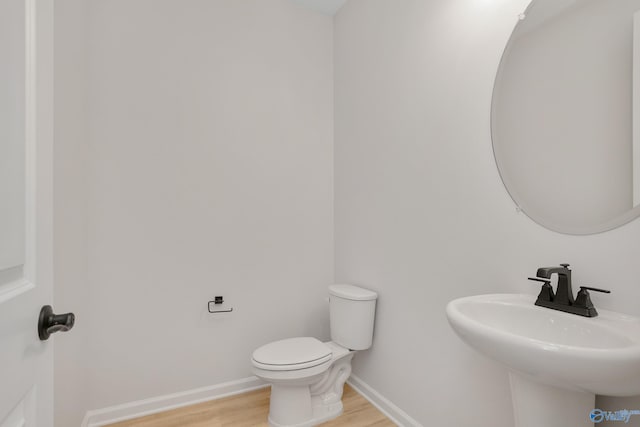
[0,1,56,426]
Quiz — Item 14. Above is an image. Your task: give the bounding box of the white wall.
[54,0,334,418]
[54,0,89,426]
[334,0,640,426]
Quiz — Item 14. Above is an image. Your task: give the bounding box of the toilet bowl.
[251,284,377,427]
[252,338,353,427]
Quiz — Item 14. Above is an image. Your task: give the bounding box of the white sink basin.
[446,294,640,427]
[446,293,640,395]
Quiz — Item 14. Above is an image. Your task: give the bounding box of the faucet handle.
[528,277,551,283]
[574,286,610,317]
[560,263,571,269]
[528,277,554,302]
[579,286,611,294]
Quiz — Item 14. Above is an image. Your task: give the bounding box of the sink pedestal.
[509,372,594,427]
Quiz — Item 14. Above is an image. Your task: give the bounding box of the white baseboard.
[81,376,267,427]
[347,374,423,427]
[81,373,419,427]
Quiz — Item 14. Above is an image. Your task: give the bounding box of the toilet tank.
[329,284,377,350]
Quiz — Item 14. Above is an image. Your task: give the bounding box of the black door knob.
[38,305,75,341]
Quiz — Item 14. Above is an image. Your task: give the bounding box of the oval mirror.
[492,0,640,234]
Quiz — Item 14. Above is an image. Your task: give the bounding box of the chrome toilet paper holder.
[208,296,233,314]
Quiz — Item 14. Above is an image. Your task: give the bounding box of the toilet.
[251,284,378,427]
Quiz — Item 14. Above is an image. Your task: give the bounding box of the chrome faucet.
[527,263,610,317]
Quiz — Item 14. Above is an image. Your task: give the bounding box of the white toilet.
[251,284,378,427]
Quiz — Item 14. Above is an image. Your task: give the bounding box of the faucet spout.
[536,264,574,305]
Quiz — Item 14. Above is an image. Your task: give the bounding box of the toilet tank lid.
[329,284,377,301]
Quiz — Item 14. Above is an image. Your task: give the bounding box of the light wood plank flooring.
[106,384,395,427]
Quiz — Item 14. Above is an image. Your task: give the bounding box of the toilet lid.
[252,337,332,371]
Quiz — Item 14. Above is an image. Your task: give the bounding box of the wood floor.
[106,384,395,427]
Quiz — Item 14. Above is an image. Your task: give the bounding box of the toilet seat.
[252,337,332,371]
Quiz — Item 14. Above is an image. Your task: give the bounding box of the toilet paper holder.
[208,296,233,314]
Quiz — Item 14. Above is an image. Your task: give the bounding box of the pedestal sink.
[446,294,640,427]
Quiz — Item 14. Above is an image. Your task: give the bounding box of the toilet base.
[268,403,342,427]
[265,349,354,427]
